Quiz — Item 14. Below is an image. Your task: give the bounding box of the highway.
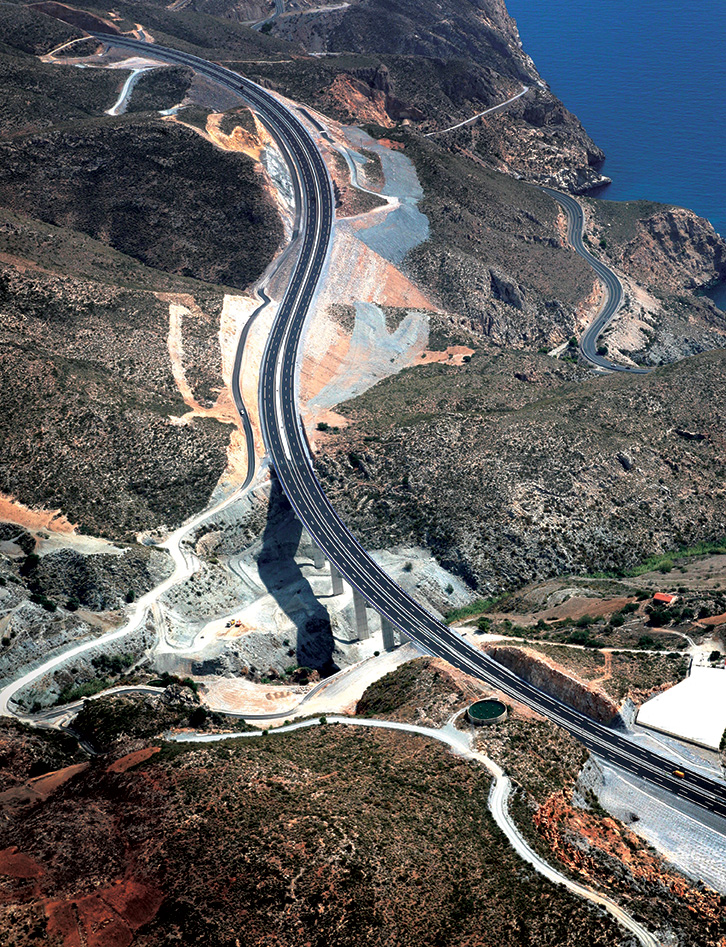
[96,36,725,823]
[541,186,649,374]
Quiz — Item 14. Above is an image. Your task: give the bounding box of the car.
[672,769,685,778]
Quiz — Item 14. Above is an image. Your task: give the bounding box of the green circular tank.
[467,698,507,726]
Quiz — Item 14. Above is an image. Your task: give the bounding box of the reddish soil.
[0,491,77,535]
[106,747,160,774]
[489,594,638,626]
[45,901,83,947]
[44,881,164,947]
[414,345,475,366]
[0,762,89,811]
[377,138,405,151]
[535,791,725,926]
[0,847,44,880]
[329,75,392,127]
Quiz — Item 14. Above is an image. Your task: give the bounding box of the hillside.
[317,348,726,592]
[0,6,283,538]
[0,717,624,947]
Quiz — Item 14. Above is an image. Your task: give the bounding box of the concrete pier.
[312,544,326,569]
[353,588,370,640]
[330,562,345,596]
[381,616,397,651]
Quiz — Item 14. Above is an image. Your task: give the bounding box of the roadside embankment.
[484,645,621,724]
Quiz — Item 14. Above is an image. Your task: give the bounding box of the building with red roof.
[652,592,677,606]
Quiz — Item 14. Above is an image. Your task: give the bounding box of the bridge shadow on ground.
[256,473,338,676]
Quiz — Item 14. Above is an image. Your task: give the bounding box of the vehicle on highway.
[673,770,686,778]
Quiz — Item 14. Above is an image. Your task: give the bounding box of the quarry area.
[0,3,726,946]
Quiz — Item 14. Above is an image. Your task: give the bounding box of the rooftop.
[636,665,726,751]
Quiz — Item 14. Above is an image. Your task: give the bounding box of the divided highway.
[98,37,724,822]
[541,186,649,374]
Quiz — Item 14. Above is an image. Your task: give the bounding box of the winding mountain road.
[542,186,649,374]
[34,36,726,826]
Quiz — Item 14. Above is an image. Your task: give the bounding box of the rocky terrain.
[0,115,281,289]
[253,0,608,193]
[318,348,726,593]
[356,655,485,726]
[354,660,726,946]
[0,715,627,947]
[379,127,597,349]
[0,10,288,540]
[0,245,232,539]
[484,645,620,723]
[582,198,726,364]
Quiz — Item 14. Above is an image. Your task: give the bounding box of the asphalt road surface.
[97,36,725,823]
[541,186,649,374]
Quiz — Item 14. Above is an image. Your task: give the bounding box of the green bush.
[567,629,590,645]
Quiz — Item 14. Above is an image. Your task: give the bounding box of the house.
[652,592,677,606]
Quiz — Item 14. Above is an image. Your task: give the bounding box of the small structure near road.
[467,698,507,727]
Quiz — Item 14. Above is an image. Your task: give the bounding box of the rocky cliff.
[252,0,608,193]
[485,645,620,724]
[589,202,726,294]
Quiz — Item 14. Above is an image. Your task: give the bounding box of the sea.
[506,0,726,307]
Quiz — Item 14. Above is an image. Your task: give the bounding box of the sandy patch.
[414,345,475,366]
[200,676,304,715]
[160,291,265,493]
[0,493,76,535]
[106,746,161,773]
[206,111,264,161]
[299,225,436,414]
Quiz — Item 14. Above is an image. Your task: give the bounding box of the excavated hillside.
[317,348,726,593]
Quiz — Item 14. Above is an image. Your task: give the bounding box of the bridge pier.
[330,562,345,597]
[312,544,326,570]
[381,616,397,651]
[353,588,370,640]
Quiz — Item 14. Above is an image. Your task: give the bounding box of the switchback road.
[542,186,649,374]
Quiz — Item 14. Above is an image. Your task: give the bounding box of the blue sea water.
[506,0,726,246]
